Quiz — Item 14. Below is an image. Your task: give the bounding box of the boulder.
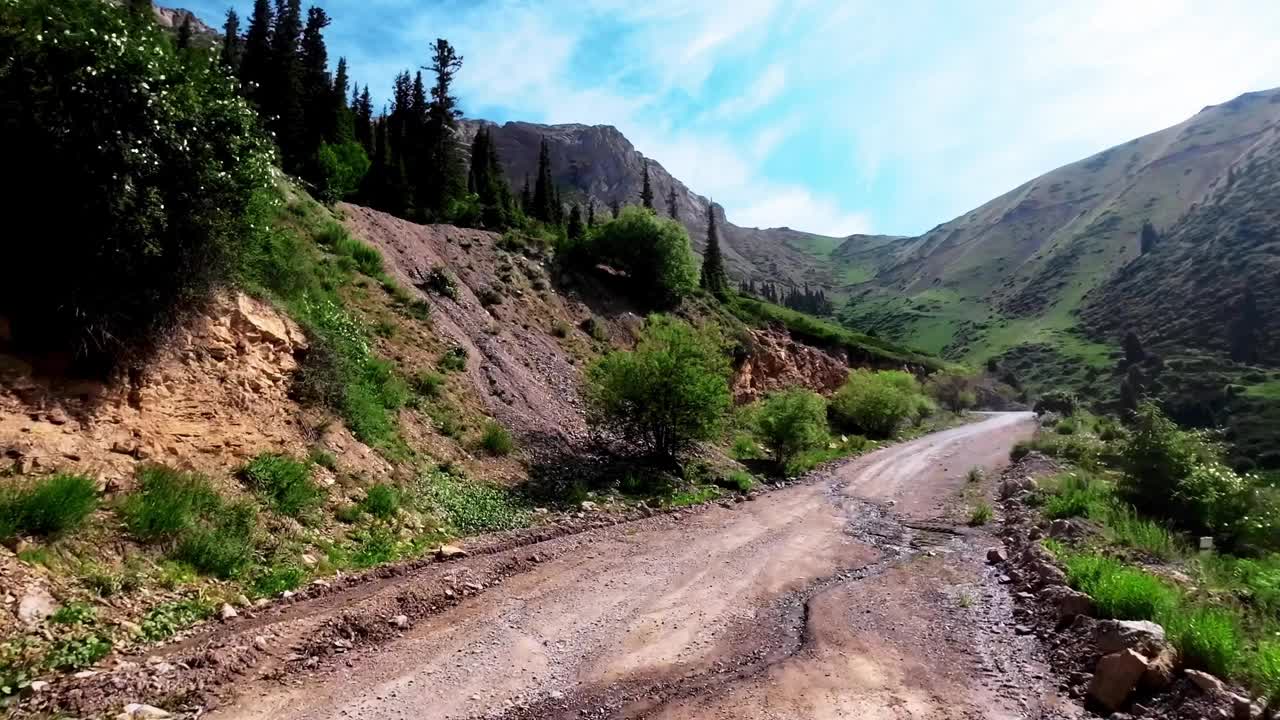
[986,547,1008,564]
[436,544,468,560]
[1033,561,1067,587]
[16,586,58,627]
[1232,693,1264,720]
[118,704,174,719]
[1186,669,1227,695]
[1095,619,1167,656]
[1040,585,1094,621]
[219,603,238,621]
[1140,645,1180,690]
[1049,518,1083,540]
[1089,649,1150,711]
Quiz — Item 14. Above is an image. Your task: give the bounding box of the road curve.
[214,412,1078,720]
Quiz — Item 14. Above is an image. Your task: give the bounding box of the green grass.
[727,295,944,370]
[248,563,306,598]
[120,465,257,579]
[350,525,400,568]
[1059,551,1180,620]
[240,453,323,517]
[1244,379,1280,400]
[412,370,446,398]
[478,421,514,457]
[720,470,755,494]
[438,346,468,373]
[49,602,95,626]
[666,486,721,507]
[420,470,529,535]
[968,502,994,526]
[0,473,98,540]
[307,447,338,471]
[1043,472,1111,519]
[1165,605,1244,678]
[43,632,111,671]
[359,483,400,520]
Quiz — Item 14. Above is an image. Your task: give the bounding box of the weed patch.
[240,453,323,517]
[0,473,98,540]
[359,484,400,520]
[421,471,528,535]
[478,421,514,456]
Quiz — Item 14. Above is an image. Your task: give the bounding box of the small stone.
[1027,526,1045,541]
[1186,669,1227,695]
[73,670,99,679]
[117,704,173,719]
[986,547,1008,564]
[236,594,252,607]
[301,553,318,567]
[580,501,597,511]
[549,690,564,700]
[437,544,468,560]
[1040,585,1094,621]
[304,656,318,668]
[392,614,409,629]
[1033,562,1067,587]
[281,590,295,599]
[29,680,49,692]
[118,620,143,636]
[1231,693,1264,720]
[1089,649,1150,711]
[219,603,238,621]
[152,662,175,675]
[253,635,270,652]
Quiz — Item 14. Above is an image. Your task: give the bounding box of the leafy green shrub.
[240,453,323,517]
[0,0,275,372]
[479,421,515,457]
[1011,440,1032,461]
[756,389,829,471]
[925,371,977,413]
[830,369,921,438]
[139,597,215,642]
[585,315,731,463]
[50,602,95,626]
[421,471,529,534]
[1035,390,1079,416]
[730,434,763,460]
[968,503,993,526]
[359,484,401,521]
[0,473,98,540]
[422,267,459,299]
[1060,552,1179,620]
[571,207,698,308]
[314,140,370,205]
[585,317,609,342]
[1044,473,1111,519]
[1165,606,1243,677]
[438,346,469,373]
[43,632,111,671]
[351,525,400,568]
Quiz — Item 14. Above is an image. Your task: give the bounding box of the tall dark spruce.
[700,201,728,295]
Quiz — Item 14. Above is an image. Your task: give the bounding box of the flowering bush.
[0,0,274,372]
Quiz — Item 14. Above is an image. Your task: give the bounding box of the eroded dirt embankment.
[203,413,1080,720]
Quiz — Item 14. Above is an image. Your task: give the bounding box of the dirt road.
[205,412,1081,720]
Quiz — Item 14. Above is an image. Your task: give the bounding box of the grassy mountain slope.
[843,88,1280,365]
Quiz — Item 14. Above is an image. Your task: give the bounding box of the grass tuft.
[478,421,515,457]
[359,484,400,520]
[968,502,994,526]
[0,473,98,540]
[240,453,323,517]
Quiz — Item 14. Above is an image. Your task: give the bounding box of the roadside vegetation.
[1021,400,1280,701]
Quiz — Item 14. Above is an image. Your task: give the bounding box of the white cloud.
[709,64,787,120]
[733,188,872,236]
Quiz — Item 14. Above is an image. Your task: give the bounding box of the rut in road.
[213,413,1079,720]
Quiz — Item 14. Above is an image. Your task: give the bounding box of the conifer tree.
[1140,221,1159,255]
[220,9,242,72]
[532,139,554,222]
[268,0,305,172]
[609,197,620,219]
[353,86,374,152]
[1230,286,1260,363]
[240,0,273,99]
[420,39,465,220]
[640,159,654,210]
[666,185,679,220]
[1123,331,1146,366]
[299,6,334,148]
[567,204,584,243]
[176,16,193,51]
[700,201,728,295]
[521,174,532,215]
[587,199,596,227]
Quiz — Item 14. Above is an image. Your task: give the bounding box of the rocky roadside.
[989,452,1273,720]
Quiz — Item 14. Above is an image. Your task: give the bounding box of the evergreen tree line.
[737,280,834,315]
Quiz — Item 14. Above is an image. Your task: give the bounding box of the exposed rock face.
[461,120,853,292]
[731,328,849,402]
[0,293,387,485]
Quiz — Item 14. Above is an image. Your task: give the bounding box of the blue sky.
[185,0,1280,236]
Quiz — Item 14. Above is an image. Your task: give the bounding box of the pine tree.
[520,174,532,215]
[532,139,554,222]
[1123,331,1146,366]
[1230,286,1260,363]
[552,184,563,225]
[567,204,584,243]
[176,16,193,50]
[353,86,374,153]
[666,185,679,220]
[640,159,654,210]
[467,127,510,228]
[240,0,273,99]
[609,197,620,219]
[220,9,242,72]
[1119,365,1146,416]
[587,199,596,227]
[269,0,305,172]
[1140,221,1159,255]
[299,6,334,151]
[700,201,728,295]
[420,39,465,220]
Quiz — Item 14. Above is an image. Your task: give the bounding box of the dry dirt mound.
[0,293,386,487]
